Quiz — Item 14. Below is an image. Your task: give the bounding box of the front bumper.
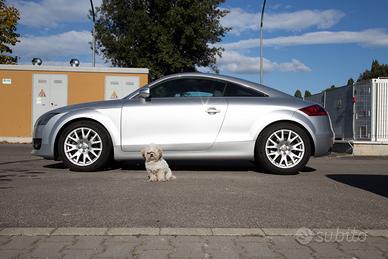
[31,124,55,159]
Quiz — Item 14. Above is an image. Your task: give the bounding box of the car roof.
[148,72,291,98]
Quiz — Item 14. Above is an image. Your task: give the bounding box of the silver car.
[32,73,333,174]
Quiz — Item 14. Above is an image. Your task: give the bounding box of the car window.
[224,83,267,97]
[150,78,226,98]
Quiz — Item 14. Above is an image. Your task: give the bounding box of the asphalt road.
[0,144,387,228]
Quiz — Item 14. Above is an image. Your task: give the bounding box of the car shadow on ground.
[44,160,316,175]
[326,174,388,198]
[118,160,316,175]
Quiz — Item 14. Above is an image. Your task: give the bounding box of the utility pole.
[259,0,266,84]
[90,0,96,67]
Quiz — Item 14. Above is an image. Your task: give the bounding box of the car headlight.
[37,112,59,126]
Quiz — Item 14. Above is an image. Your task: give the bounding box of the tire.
[58,121,112,172]
[255,122,311,174]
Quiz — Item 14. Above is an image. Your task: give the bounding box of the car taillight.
[299,105,328,116]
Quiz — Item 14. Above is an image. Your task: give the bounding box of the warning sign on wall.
[38,89,46,97]
[110,91,118,99]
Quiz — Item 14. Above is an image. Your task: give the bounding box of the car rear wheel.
[255,123,311,174]
[58,121,112,171]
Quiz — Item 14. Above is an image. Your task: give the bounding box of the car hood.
[51,99,125,114]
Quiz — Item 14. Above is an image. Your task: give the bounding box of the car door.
[121,77,228,152]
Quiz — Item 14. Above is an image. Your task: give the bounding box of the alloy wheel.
[63,127,103,166]
[265,129,305,169]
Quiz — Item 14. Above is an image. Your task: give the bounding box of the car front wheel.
[255,123,311,174]
[58,121,112,171]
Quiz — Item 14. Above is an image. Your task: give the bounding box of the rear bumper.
[314,132,334,157]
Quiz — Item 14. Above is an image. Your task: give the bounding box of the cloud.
[217,51,311,74]
[14,30,92,60]
[11,0,102,27]
[221,8,345,34]
[222,29,388,49]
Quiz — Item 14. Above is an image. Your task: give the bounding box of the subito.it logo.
[295,227,314,245]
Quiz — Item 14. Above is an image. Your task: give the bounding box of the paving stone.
[210,251,241,259]
[0,228,55,236]
[135,236,172,251]
[338,239,373,251]
[136,250,170,259]
[269,236,305,249]
[62,249,98,259]
[212,228,264,236]
[206,236,236,245]
[359,237,388,253]
[104,236,141,244]
[0,236,40,250]
[169,242,205,258]
[0,249,23,259]
[308,242,351,258]
[348,249,386,259]
[204,236,239,254]
[0,236,11,245]
[236,236,268,243]
[29,242,67,258]
[362,229,388,237]
[170,236,205,244]
[39,235,75,244]
[67,236,105,251]
[273,248,313,259]
[160,228,212,236]
[53,228,108,236]
[107,228,159,236]
[95,242,135,257]
[240,242,281,258]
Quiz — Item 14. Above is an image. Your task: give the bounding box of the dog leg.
[165,168,176,181]
[148,173,157,182]
[157,170,166,182]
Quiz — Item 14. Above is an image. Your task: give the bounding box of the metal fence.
[354,81,372,140]
[306,78,388,142]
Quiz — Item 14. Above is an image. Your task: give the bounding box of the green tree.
[0,0,20,64]
[358,60,388,81]
[294,89,302,99]
[325,84,336,92]
[347,78,354,86]
[304,90,312,98]
[95,0,229,79]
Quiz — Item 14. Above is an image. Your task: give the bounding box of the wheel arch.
[254,120,315,158]
[53,118,114,160]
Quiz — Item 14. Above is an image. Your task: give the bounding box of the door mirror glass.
[139,87,150,98]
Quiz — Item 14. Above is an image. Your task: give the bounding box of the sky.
[8,0,388,95]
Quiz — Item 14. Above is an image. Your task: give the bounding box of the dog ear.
[157,147,163,158]
[140,148,146,159]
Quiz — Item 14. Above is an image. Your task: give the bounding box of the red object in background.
[299,105,328,116]
[352,96,356,103]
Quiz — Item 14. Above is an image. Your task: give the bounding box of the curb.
[0,228,387,237]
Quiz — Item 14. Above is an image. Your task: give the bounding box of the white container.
[372,78,388,142]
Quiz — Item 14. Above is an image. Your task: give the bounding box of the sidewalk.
[0,228,387,259]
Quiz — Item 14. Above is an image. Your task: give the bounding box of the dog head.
[141,145,163,162]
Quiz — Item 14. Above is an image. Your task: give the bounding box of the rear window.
[224,83,267,97]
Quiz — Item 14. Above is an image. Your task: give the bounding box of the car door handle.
[206,107,221,114]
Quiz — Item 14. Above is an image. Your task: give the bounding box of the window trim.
[148,77,228,99]
[128,76,268,99]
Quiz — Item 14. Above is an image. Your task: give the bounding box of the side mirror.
[139,87,150,99]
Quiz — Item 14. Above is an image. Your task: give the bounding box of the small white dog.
[141,145,176,182]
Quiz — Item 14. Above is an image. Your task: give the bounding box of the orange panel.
[0,69,149,137]
[0,70,32,137]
